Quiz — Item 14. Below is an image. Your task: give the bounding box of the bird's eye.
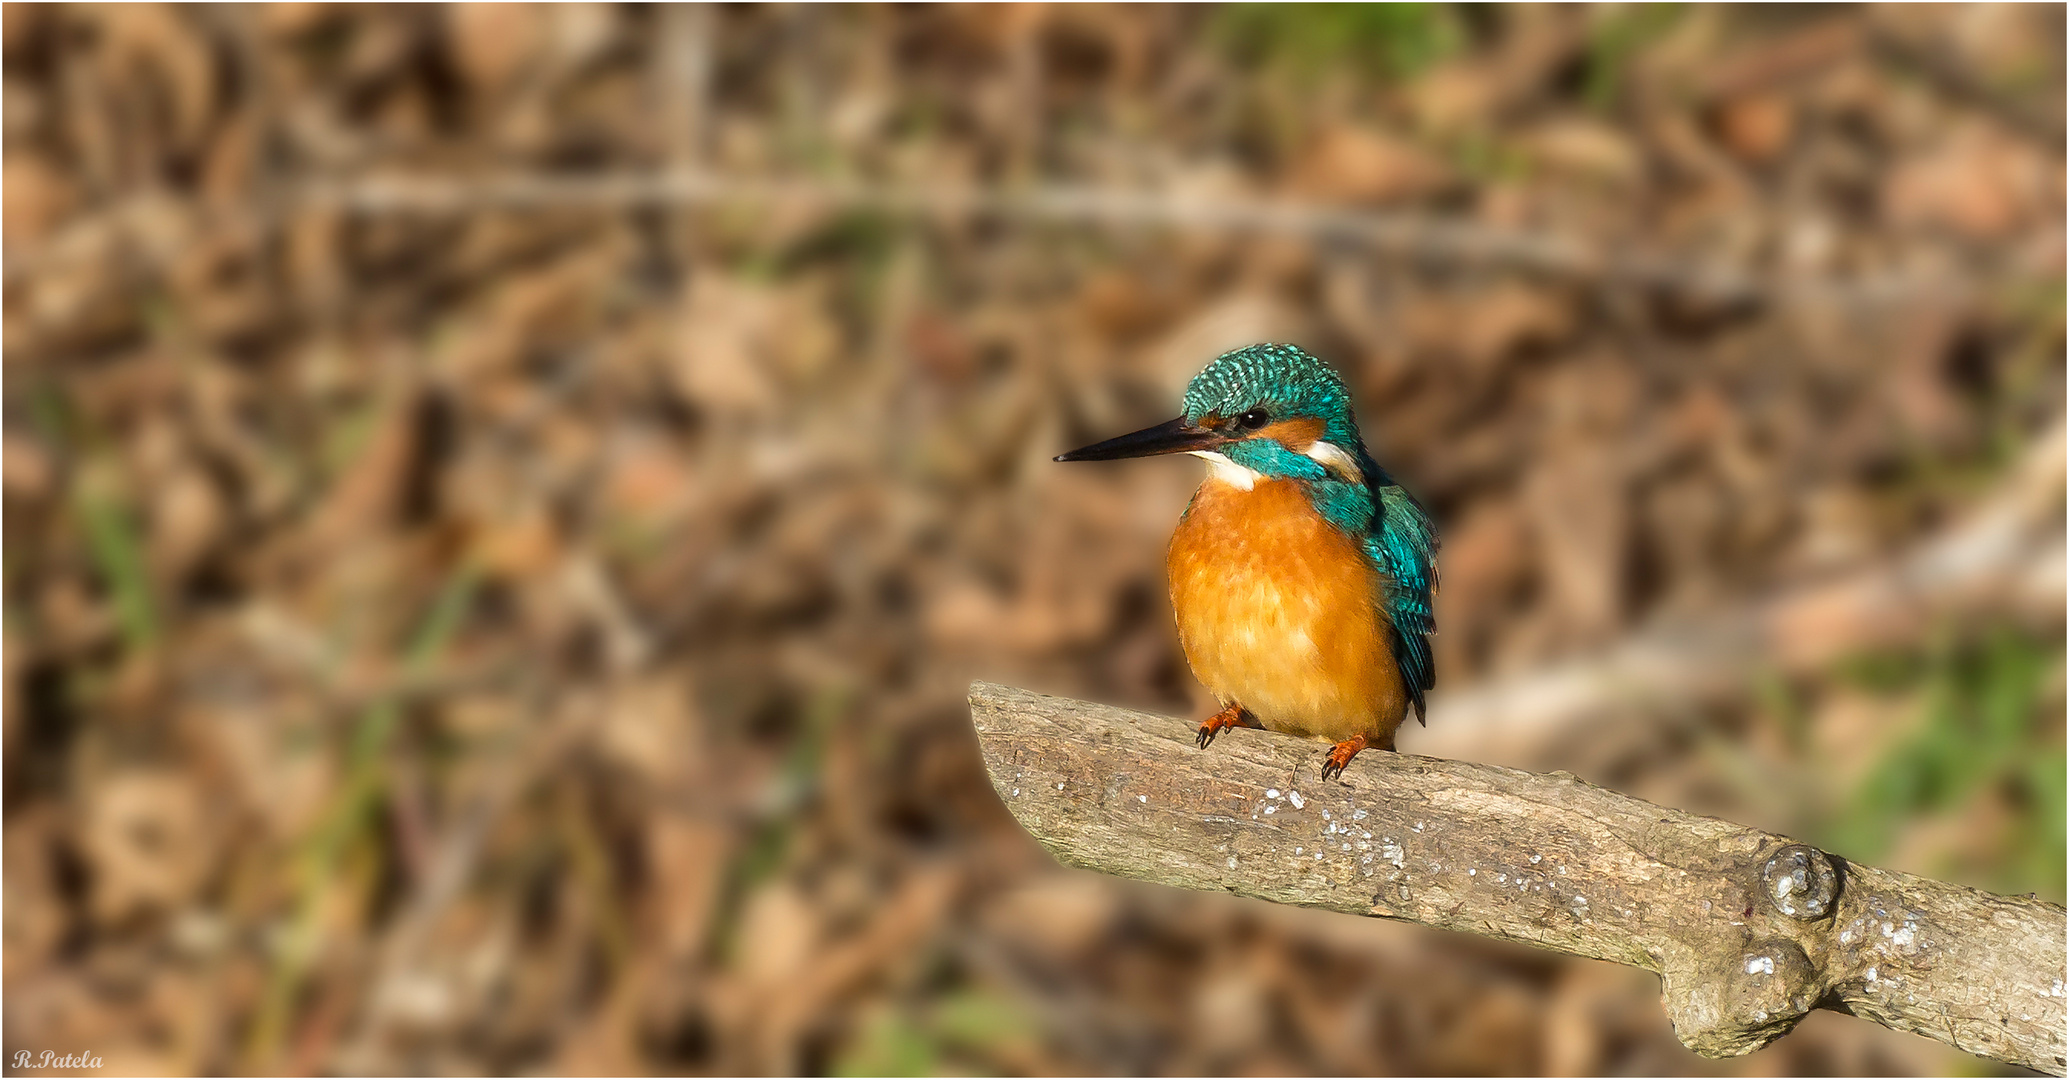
[1236,408,1270,430]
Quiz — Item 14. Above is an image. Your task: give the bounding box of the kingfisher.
[1056,343,1438,779]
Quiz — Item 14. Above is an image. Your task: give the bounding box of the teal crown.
[1182,343,1361,447]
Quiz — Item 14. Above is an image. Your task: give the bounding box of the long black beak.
[1055,416,1225,462]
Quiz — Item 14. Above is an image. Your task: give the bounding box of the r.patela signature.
[11,1050,104,1069]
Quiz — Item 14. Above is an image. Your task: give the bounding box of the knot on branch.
[1763,844,1839,920]
[1661,936,1823,1057]
[1657,843,1842,1056]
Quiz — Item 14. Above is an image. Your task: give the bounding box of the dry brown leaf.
[1885,124,2057,241]
[445,4,548,98]
[1287,125,1453,207]
[1524,444,1628,645]
[1714,93,1796,163]
[80,771,213,923]
[3,154,80,246]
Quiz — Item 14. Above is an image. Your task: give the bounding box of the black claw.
[1196,726,1215,750]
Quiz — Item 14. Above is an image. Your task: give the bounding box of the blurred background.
[3,3,2064,1075]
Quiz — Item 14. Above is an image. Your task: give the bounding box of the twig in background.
[296,169,1957,310]
[245,563,481,1071]
[1865,24,2067,153]
[1415,418,2067,765]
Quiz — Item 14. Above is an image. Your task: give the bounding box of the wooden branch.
[969,681,2068,1074]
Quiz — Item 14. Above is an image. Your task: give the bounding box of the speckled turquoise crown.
[1182,343,1360,445]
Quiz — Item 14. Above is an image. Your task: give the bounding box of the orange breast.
[1167,476,1408,745]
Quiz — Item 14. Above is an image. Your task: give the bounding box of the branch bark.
[969,681,2068,1074]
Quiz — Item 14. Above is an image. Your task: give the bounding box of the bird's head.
[1056,343,1366,487]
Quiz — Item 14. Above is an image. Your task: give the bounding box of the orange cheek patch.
[1254,417,1326,452]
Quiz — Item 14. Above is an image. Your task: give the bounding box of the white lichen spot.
[1361,854,1372,864]
[1381,843,1406,869]
[1012,789,1020,797]
[1753,1009,1768,1023]
[1840,929,1852,944]
[1327,823,1338,835]
[1264,805,1276,815]
[1057,782,1065,790]
[1529,854,1541,864]
[1866,967,1878,982]
[1352,809,1368,821]
[1228,857,1238,869]
[1342,842,1351,851]
[1497,874,1507,884]
[1413,821,1424,833]
[1295,847,1303,855]
[1266,789,1282,800]
[1321,809,1331,820]
[1314,852,1323,860]
[2050,979,2064,999]
[1891,925,1914,947]
[1468,868,1477,876]
[1746,956,1775,976]
[1572,895,1587,906]
[1287,790,1305,809]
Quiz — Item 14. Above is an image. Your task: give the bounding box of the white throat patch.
[1188,450,1263,490]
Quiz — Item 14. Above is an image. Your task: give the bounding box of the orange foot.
[1196,704,1259,749]
[1321,733,1374,781]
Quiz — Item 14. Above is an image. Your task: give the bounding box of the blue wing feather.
[1363,484,1438,723]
